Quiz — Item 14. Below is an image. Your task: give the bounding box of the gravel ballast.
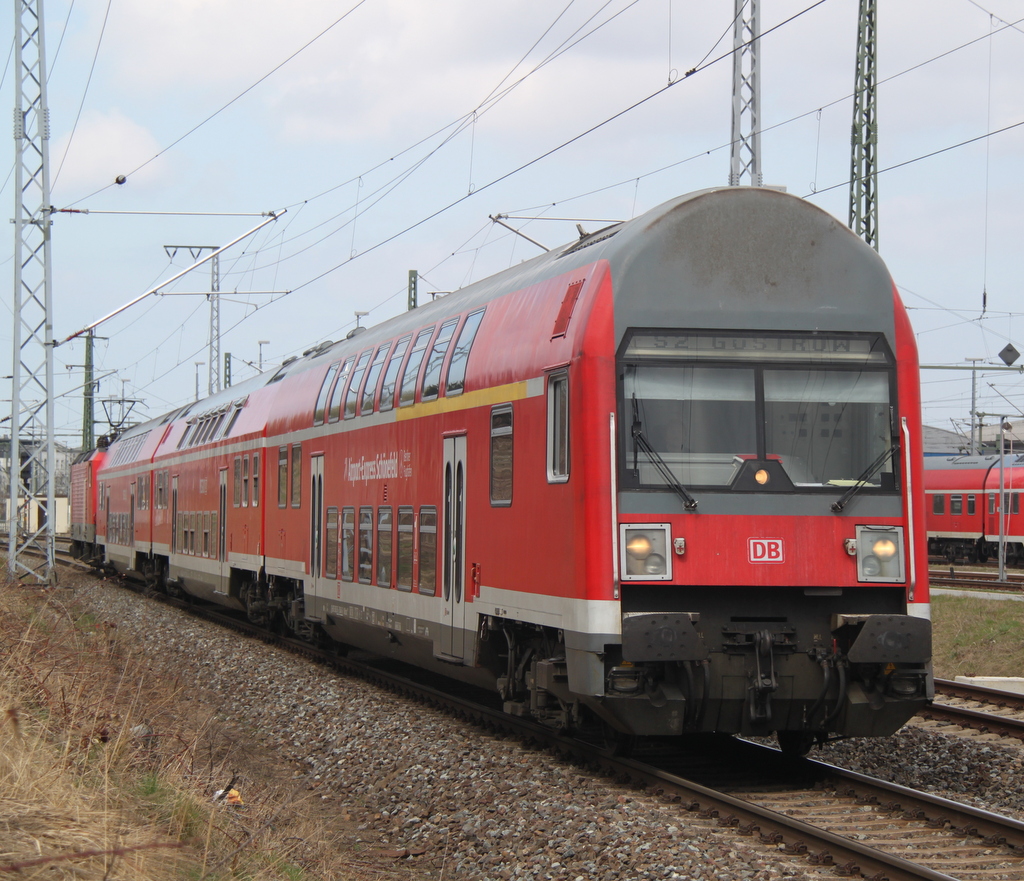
[70,577,1024,880]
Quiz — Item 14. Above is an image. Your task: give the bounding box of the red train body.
[71,188,932,752]
[924,454,1024,565]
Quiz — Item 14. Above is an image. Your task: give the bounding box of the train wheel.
[240,579,271,628]
[776,730,815,757]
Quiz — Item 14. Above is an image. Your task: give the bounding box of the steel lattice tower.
[729,0,762,186]
[9,0,56,584]
[849,0,878,250]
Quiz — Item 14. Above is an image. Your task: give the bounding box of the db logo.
[748,538,784,563]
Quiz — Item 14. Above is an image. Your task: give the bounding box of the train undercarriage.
[928,536,1024,567]
[74,546,932,756]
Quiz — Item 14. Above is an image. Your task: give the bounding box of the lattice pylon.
[729,0,762,187]
[849,0,879,250]
[9,0,57,584]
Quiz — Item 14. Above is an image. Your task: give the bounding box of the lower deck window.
[358,507,373,583]
[325,507,339,579]
[377,507,392,587]
[418,506,437,595]
[341,507,355,581]
[397,507,414,590]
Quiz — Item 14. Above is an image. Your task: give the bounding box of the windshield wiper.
[631,395,698,510]
[830,443,900,513]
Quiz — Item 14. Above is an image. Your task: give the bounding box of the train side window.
[327,357,355,422]
[1015,493,1021,515]
[967,494,976,516]
[547,371,570,483]
[377,507,393,587]
[990,493,996,514]
[344,350,373,420]
[446,309,485,396]
[360,342,391,413]
[242,456,250,507]
[291,443,302,507]
[950,494,962,516]
[224,405,243,437]
[233,458,242,506]
[325,507,339,579]
[203,513,211,557]
[932,494,945,515]
[358,506,373,584]
[396,506,414,591]
[418,506,437,595]
[361,343,392,415]
[278,446,288,508]
[252,454,260,506]
[341,507,355,581]
[490,405,513,505]
[399,328,436,407]
[421,318,459,402]
[379,336,411,413]
[313,361,341,426]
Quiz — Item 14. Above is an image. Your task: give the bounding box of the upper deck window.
[620,330,896,493]
[360,343,392,415]
[327,357,355,422]
[379,336,411,413]
[446,309,485,396]
[314,361,341,425]
[421,319,459,402]
[343,350,373,420]
[399,328,436,407]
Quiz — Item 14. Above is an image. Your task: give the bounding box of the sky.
[1,0,1022,448]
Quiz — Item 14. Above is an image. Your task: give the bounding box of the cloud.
[50,109,170,201]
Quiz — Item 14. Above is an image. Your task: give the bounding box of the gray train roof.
[158,187,901,419]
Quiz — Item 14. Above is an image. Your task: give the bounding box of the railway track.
[925,678,1024,741]
[30,559,1021,881]
[929,566,1024,591]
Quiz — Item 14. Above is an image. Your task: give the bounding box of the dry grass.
[931,593,1024,680]
[0,576,439,881]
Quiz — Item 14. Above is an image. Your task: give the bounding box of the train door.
[310,455,324,591]
[171,476,178,554]
[129,482,136,549]
[216,468,228,593]
[442,435,467,660]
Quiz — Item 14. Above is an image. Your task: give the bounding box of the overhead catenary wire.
[38,2,1023,425]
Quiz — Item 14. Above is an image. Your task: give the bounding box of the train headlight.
[625,534,653,558]
[620,524,672,581]
[855,526,905,583]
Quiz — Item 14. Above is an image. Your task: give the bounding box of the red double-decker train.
[925,454,1024,565]
[71,187,932,754]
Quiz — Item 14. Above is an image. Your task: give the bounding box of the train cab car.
[80,187,932,753]
[925,454,1024,565]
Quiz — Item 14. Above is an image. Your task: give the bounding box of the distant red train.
[924,454,1024,565]
[71,187,932,754]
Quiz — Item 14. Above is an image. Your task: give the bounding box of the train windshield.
[620,331,896,491]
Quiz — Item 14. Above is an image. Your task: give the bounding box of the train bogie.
[72,187,932,752]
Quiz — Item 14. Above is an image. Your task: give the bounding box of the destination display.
[625,331,890,363]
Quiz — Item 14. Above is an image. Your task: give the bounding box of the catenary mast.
[849,0,879,249]
[9,0,57,584]
[729,0,762,186]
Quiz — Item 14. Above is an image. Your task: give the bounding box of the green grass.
[931,593,1024,679]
